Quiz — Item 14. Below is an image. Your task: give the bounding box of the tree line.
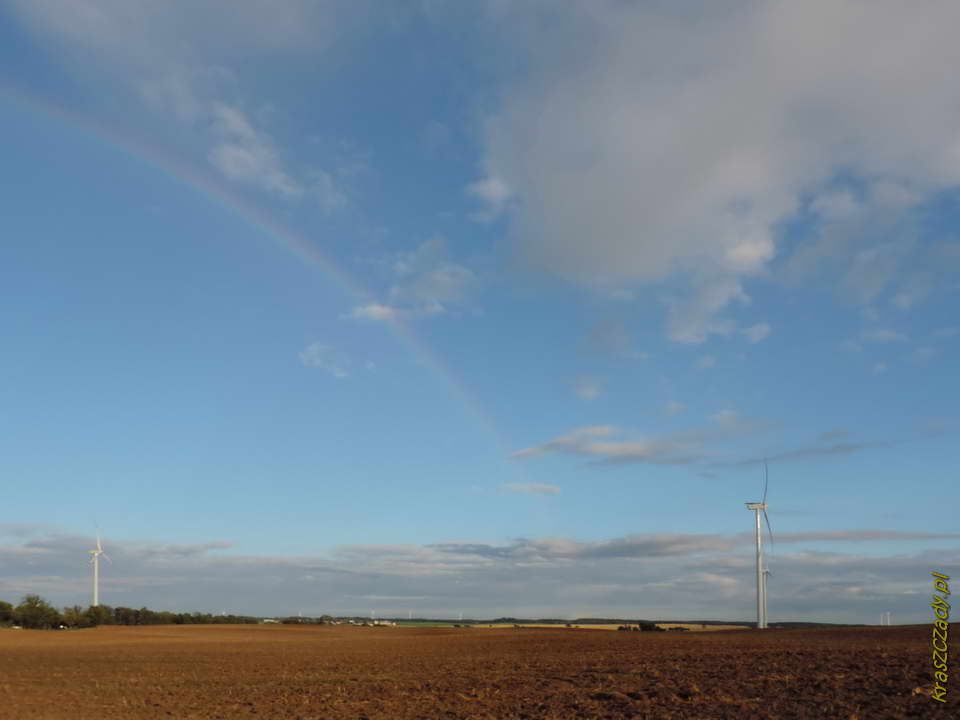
[0,595,260,629]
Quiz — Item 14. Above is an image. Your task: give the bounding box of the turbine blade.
[762,459,769,505]
[763,508,774,553]
[102,553,113,564]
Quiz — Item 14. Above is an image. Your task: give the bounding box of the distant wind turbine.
[745,461,774,629]
[89,531,111,607]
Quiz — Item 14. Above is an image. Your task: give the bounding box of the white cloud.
[480,1,960,341]
[298,342,350,377]
[512,416,771,467]
[784,185,926,302]
[207,102,305,197]
[668,277,749,344]
[843,243,911,304]
[203,100,347,207]
[512,425,614,460]
[502,483,560,496]
[346,304,401,321]
[741,322,771,344]
[810,188,861,220]
[382,237,479,317]
[466,176,512,221]
[512,406,775,465]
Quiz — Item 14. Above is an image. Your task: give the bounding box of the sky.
[1,0,958,623]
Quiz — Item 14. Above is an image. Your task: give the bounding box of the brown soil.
[0,624,950,718]
[480,624,745,632]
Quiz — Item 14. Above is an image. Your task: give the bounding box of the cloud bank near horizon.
[2,529,956,623]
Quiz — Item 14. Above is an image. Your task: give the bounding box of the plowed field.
[0,624,951,718]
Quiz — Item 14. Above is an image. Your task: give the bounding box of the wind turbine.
[89,531,111,607]
[745,461,774,629]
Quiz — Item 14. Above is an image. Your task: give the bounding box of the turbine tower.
[762,567,770,626]
[745,461,773,629]
[89,532,110,607]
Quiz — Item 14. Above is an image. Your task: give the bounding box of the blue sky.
[1,1,958,622]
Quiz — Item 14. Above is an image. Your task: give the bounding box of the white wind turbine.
[89,531,111,607]
[745,461,774,629]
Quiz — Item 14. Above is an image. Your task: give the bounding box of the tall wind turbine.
[745,461,774,629]
[89,532,111,607]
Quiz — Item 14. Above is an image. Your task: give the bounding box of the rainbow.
[1,81,524,468]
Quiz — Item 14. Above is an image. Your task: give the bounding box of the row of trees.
[0,595,260,629]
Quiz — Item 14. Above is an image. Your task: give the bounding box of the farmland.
[0,623,949,718]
